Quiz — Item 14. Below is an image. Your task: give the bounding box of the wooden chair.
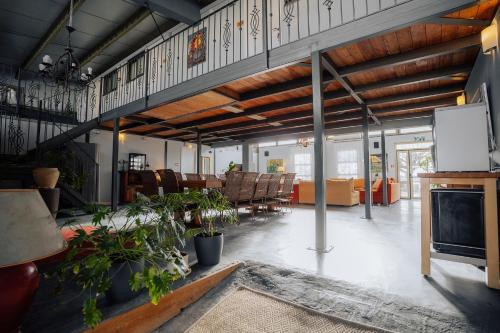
[223,171,245,218]
[237,172,259,217]
[138,170,159,197]
[276,173,296,213]
[252,174,272,214]
[265,173,283,211]
[185,173,202,181]
[157,169,182,194]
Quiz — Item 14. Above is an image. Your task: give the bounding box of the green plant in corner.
[227,160,236,172]
[50,193,193,329]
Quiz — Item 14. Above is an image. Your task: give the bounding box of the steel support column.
[111,117,120,211]
[197,131,202,174]
[362,104,372,219]
[311,51,328,251]
[242,142,249,172]
[381,130,389,206]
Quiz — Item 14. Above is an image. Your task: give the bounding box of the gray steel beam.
[111,118,120,211]
[362,104,372,219]
[311,51,328,252]
[381,131,388,206]
[79,9,151,69]
[128,0,200,25]
[197,131,202,174]
[21,0,86,70]
[242,142,249,172]
[321,54,380,125]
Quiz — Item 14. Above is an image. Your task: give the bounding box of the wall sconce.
[185,143,193,149]
[482,24,498,54]
[119,133,126,143]
[456,93,466,106]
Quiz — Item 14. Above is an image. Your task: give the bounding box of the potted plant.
[50,193,191,329]
[188,190,237,266]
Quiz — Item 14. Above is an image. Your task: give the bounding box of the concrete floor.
[203,200,500,323]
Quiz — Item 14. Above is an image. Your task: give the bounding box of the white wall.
[86,130,166,203]
[214,145,242,175]
[243,131,433,180]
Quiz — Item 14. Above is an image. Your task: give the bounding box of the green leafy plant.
[50,193,194,329]
[184,189,238,237]
[227,161,236,172]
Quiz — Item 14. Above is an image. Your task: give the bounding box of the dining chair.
[265,173,283,212]
[223,171,244,218]
[185,173,202,181]
[252,174,272,215]
[157,169,182,194]
[276,173,296,213]
[138,170,159,197]
[236,172,259,217]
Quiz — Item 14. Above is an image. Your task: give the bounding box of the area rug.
[156,261,490,332]
[185,286,390,333]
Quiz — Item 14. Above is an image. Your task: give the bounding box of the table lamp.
[0,189,66,333]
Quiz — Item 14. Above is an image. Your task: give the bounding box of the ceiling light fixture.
[38,0,94,93]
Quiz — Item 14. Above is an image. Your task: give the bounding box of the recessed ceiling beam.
[128,0,200,25]
[21,0,87,70]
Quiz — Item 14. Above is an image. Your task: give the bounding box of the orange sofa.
[298,179,360,206]
[357,178,400,204]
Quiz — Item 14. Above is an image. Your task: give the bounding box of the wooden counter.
[419,172,500,289]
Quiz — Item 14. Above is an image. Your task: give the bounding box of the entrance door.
[397,149,434,199]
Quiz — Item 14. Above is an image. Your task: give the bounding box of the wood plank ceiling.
[100,0,499,144]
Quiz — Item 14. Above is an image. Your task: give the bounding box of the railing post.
[262,0,269,68]
[98,77,104,119]
[144,49,150,109]
[111,117,120,211]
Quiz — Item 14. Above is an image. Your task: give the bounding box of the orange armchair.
[359,178,400,204]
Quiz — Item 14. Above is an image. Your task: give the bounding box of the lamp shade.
[0,190,66,268]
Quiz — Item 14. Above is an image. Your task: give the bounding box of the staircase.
[0,64,100,208]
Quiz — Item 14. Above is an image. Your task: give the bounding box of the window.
[127,54,145,82]
[395,142,433,150]
[258,141,276,148]
[399,125,433,134]
[294,153,312,180]
[337,149,358,178]
[277,139,297,146]
[103,70,118,95]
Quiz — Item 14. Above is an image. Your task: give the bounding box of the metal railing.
[100,0,265,113]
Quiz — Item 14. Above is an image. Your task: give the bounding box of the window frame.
[294,153,312,180]
[336,149,358,179]
[127,53,145,82]
[103,70,118,95]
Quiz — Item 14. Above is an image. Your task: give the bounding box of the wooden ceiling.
[101,0,499,144]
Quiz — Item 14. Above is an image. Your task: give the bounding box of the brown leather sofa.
[298,179,360,206]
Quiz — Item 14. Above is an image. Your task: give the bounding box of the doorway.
[397,149,434,199]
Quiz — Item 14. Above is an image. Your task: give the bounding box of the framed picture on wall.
[187,28,207,68]
[267,159,284,173]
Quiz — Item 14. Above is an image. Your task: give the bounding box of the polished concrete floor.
[204,200,500,325]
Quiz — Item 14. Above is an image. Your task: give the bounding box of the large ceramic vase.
[194,232,223,266]
[32,168,60,189]
[0,262,39,333]
[105,258,144,304]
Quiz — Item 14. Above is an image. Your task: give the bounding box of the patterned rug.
[185,286,391,333]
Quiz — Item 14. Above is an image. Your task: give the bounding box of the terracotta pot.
[32,168,60,189]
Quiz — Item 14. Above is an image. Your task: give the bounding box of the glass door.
[397,151,410,199]
[397,149,434,199]
[409,150,434,199]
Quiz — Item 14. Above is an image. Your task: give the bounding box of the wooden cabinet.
[119,171,143,204]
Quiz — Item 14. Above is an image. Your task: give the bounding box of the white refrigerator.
[434,103,491,172]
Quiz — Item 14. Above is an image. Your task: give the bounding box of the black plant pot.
[105,258,144,304]
[194,232,224,266]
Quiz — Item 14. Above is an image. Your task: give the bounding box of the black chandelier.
[38,0,94,91]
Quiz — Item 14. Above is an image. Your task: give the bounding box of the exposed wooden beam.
[199,98,454,142]
[423,17,491,26]
[240,34,480,101]
[21,0,86,70]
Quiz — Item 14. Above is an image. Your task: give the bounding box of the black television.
[431,189,485,259]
